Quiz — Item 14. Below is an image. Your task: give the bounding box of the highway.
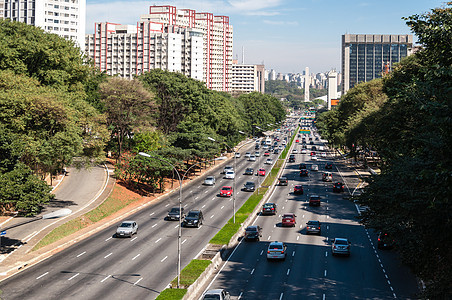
[0,135,290,299]
[203,130,419,299]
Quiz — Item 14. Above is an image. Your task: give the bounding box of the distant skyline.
[86,0,446,74]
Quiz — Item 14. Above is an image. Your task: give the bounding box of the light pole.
[207,136,254,223]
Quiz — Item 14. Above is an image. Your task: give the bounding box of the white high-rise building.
[231,63,265,95]
[327,70,338,110]
[304,67,310,102]
[0,0,86,48]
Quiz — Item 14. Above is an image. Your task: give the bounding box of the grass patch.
[33,185,142,251]
[170,259,211,287]
[155,288,187,300]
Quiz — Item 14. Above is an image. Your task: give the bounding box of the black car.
[311,146,317,151]
[244,167,254,175]
[244,225,262,241]
[302,144,307,149]
[166,207,185,221]
[300,169,309,177]
[325,162,333,169]
[288,154,296,162]
[299,163,307,170]
[310,141,314,145]
[306,220,321,235]
[262,203,277,215]
[333,182,344,192]
[377,232,395,249]
[278,177,288,186]
[255,144,260,150]
[243,181,256,192]
[182,210,203,228]
[273,149,279,154]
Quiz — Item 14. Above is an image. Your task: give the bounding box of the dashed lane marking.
[68,273,80,281]
[77,251,86,258]
[155,238,162,243]
[132,254,140,260]
[36,272,49,280]
[104,253,112,259]
[161,256,168,262]
[134,278,143,285]
[101,275,111,282]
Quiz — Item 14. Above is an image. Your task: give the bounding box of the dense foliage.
[316,3,452,297]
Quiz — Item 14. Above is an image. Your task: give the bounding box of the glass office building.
[341,34,413,95]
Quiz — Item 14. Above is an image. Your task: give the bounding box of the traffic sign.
[1,231,6,236]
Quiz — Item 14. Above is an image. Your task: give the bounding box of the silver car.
[332,238,351,256]
[202,289,230,300]
[266,241,287,261]
[116,221,138,238]
[204,176,216,185]
[249,155,256,161]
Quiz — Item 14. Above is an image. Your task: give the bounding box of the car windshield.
[170,208,180,213]
[246,182,254,185]
[222,187,232,191]
[206,176,214,180]
[120,222,132,228]
[335,239,348,245]
[187,212,199,218]
[246,227,257,231]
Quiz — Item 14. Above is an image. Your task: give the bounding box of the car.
[292,149,298,154]
[321,152,327,158]
[202,289,230,300]
[309,195,321,206]
[234,152,241,158]
[167,207,185,221]
[262,203,277,215]
[377,232,395,249]
[294,185,304,194]
[310,141,314,145]
[315,137,319,141]
[299,163,307,169]
[257,168,266,176]
[319,146,325,151]
[312,146,317,151]
[245,152,251,158]
[282,213,296,227]
[302,144,307,149]
[288,154,296,162]
[222,166,233,174]
[295,139,299,143]
[311,156,318,161]
[262,144,269,149]
[325,162,333,169]
[244,225,262,241]
[310,151,316,156]
[264,151,270,156]
[322,172,333,182]
[220,186,233,197]
[311,164,319,171]
[243,181,255,192]
[278,177,288,186]
[273,149,279,154]
[299,169,309,177]
[203,176,216,185]
[306,220,321,235]
[182,210,204,228]
[333,182,344,192]
[255,151,260,157]
[267,241,287,260]
[249,155,256,161]
[278,145,283,150]
[265,158,273,165]
[244,167,254,175]
[301,149,307,154]
[116,221,138,237]
[255,144,260,150]
[224,170,235,179]
[331,238,351,256]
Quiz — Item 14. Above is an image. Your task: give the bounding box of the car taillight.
[267,250,270,254]
[281,251,284,254]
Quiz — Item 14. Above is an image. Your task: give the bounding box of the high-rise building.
[231,63,265,95]
[140,5,233,92]
[304,67,310,102]
[341,34,413,95]
[85,22,203,80]
[327,70,338,110]
[0,0,86,47]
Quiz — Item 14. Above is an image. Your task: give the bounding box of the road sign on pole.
[1,231,6,236]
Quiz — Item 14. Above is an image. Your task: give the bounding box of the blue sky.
[86,0,446,74]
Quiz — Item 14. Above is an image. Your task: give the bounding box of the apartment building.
[341,34,413,94]
[0,0,85,47]
[231,62,265,95]
[85,22,203,80]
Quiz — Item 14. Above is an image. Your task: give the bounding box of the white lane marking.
[251,268,255,275]
[326,237,329,242]
[282,206,285,209]
[292,251,295,257]
[161,256,168,262]
[104,253,113,259]
[302,215,305,218]
[325,251,328,257]
[279,293,284,300]
[182,239,187,244]
[184,204,188,208]
[324,270,327,277]
[212,197,216,201]
[68,273,80,281]
[210,215,214,219]
[150,212,155,216]
[101,275,111,282]
[77,251,86,258]
[205,190,208,193]
[152,223,158,228]
[327,226,329,230]
[195,196,199,200]
[175,225,179,229]
[105,237,112,242]
[132,254,141,260]
[202,205,206,208]
[155,238,162,243]
[287,269,290,275]
[299,224,303,228]
[221,206,224,209]
[197,225,203,230]
[131,237,137,242]
[260,250,263,256]
[323,294,326,300]
[238,292,243,299]
[36,272,49,280]
[267,236,271,240]
[134,278,143,285]
[165,203,170,207]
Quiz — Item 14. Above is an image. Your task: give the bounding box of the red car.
[219,186,233,197]
[295,139,299,143]
[310,151,316,156]
[264,151,270,156]
[257,168,266,176]
[282,213,296,227]
[294,185,304,194]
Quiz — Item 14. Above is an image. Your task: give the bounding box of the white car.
[311,156,318,161]
[225,171,235,179]
[267,241,287,260]
[311,164,319,171]
[321,152,327,158]
[301,149,307,154]
[293,149,298,154]
[255,151,260,157]
[222,166,233,174]
[245,152,251,158]
[202,289,230,300]
[249,155,256,161]
[203,176,216,185]
[234,152,241,158]
[116,221,138,238]
[265,158,273,165]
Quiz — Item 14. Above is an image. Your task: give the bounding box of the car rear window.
[270,244,283,250]
[335,239,348,245]
[283,214,294,218]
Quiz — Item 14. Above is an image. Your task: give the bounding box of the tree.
[99,77,155,162]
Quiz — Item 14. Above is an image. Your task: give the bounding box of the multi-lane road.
[203,130,419,299]
[0,134,286,299]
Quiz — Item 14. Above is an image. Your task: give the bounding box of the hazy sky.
[86,0,446,74]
